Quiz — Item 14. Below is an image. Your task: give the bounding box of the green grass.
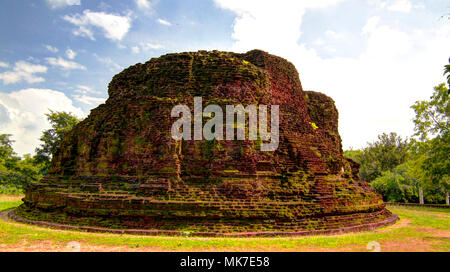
[0,197,448,252]
[391,207,449,230]
[0,201,21,212]
[387,205,450,214]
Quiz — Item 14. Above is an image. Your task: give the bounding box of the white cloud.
[46,0,81,9]
[72,94,106,106]
[370,1,388,9]
[214,0,450,149]
[0,61,8,68]
[66,48,77,59]
[313,38,325,46]
[214,0,348,54]
[0,88,84,155]
[93,54,122,71]
[74,85,102,95]
[131,46,141,54]
[372,0,423,13]
[325,30,344,39]
[131,42,164,53]
[44,44,59,53]
[142,42,164,50]
[46,57,86,70]
[414,3,425,10]
[157,18,172,26]
[361,16,380,35]
[387,0,412,13]
[72,86,106,106]
[135,0,151,9]
[131,42,164,54]
[63,10,132,41]
[0,61,47,84]
[73,26,95,40]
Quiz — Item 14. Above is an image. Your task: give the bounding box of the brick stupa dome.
[15,50,397,236]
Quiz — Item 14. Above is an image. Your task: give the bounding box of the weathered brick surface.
[17,50,396,234]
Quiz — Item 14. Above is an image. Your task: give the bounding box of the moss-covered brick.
[19,49,395,235]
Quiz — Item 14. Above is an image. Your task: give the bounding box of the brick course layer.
[7,210,398,237]
[18,50,397,234]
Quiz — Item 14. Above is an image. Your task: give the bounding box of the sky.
[0,0,449,155]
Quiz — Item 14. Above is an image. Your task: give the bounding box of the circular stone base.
[7,209,399,237]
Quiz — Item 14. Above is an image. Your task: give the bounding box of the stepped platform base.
[18,50,397,238]
[7,208,398,237]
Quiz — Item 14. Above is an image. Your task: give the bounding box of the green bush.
[371,162,446,204]
[0,135,43,195]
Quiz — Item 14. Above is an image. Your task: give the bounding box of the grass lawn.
[0,194,448,252]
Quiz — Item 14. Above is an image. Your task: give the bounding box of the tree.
[411,83,449,204]
[353,133,409,182]
[371,155,446,204]
[371,167,416,203]
[0,134,20,169]
[445,57,450,89]
[343,149,363,164]
[411,83,449,141]
[0,135,42,194]
[34,110,81,174]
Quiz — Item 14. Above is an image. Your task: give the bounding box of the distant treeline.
[0,111,80,194]
[345,66,449,204]
[1,60,449,204]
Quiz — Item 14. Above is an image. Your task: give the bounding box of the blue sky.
[0,0,449,155]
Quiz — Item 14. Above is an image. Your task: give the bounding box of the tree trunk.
[419,186,424,205]
[446,190,449,206]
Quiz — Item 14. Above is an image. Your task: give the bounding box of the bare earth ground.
[0,195,448,252]
[0,195,22,202]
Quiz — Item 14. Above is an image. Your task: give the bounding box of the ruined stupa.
[15,50,397,236]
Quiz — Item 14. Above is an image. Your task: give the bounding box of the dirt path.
[0,202,448,252]
[0,218,445,252]
[0,195,23,202]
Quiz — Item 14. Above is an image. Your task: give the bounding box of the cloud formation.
[0,61,47,84]
[74,85,101,95]
[63,10,132,41]
[46,0,81,9]
[157,19,172,26]
[131,42,164,53]
[135,0,151,10]
[214,0,450,149]
[66,48,77,59]
[44,44,59,53]
[93,54,122,71]
[72,94,106,106]
[387,0,412,13]
[131,46,140,54]
[214,0,348,54]
[0,88,84,155]
[46,57,86,70]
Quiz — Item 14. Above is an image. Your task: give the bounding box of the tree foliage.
[371,164,418,203]
[411,83,449,140]
[444,57,450,89]
[345,133,409,182]
[0,111,80,194]
[411,83,449,191]
[370,155,446,203]
[348,61,450,204]
[0,134,42,194]
[34,110,81,174]
[0,134,20,169]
